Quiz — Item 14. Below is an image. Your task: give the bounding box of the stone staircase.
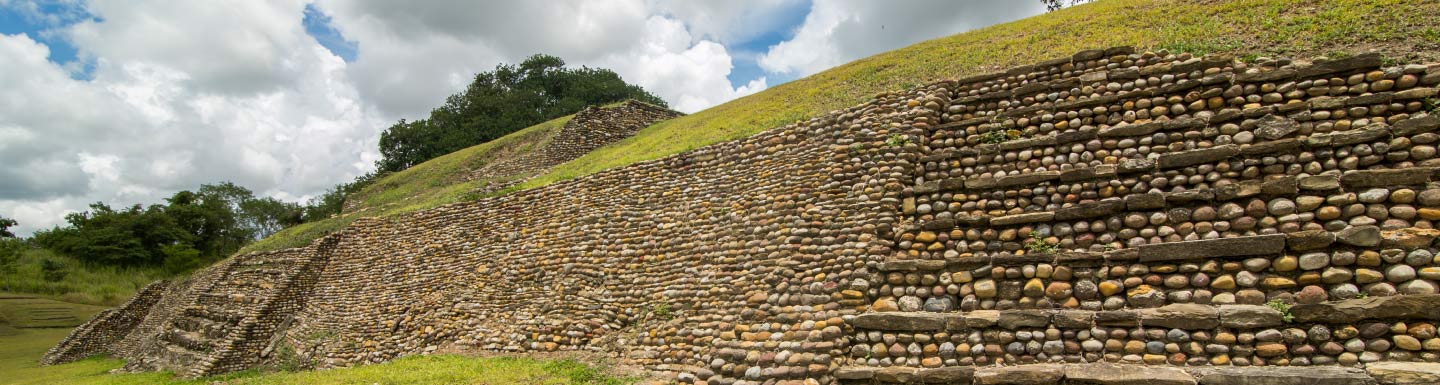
[135,248,326,378]
[40,281,170,365]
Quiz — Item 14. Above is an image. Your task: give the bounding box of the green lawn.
[0,294,636,385]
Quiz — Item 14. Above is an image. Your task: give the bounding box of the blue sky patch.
[302,4,356,62]
[0,0,97,79]
[723,0,810,89]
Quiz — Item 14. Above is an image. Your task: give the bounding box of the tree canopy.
[31,182,302,271]
[0,215,15,238]
[375,54,666,172]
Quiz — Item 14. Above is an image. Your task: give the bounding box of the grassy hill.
[239,114,573,253]
[249,0,1440,253]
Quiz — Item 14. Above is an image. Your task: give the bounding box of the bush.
[40,259,66,282]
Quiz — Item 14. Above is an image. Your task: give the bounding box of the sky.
[0,0,1046,236]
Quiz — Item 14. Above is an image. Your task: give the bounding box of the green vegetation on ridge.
[374,54,665,173]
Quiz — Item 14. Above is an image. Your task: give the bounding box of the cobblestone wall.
[47,47,1440,384]
[464,100,683,194]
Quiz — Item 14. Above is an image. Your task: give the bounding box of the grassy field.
[236,0,1440,254]
[0,248,169,306]
[0,293,635,385]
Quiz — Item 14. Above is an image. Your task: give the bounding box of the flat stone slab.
[1341,168,1437,188]
[851,312,946,331]
[1291,294,1440,323]
[1191,366,1375,385]
[1366,362,1440,385]
[975,364,1064,385]
[1157,145,1238,169]
[1064,363,1195,385]
[1137,234,1286,262]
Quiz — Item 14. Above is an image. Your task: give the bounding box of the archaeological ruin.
[42,47,1440,384]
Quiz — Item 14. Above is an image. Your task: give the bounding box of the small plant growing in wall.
[978,129,1023,144]
[651,302,673,320]
[1423,97,1440,114]
[978,130,1009,144]
[849,142,866,155]
[885,134,910,147]
[1266,299,1294,323]
[1024,233,1059,254]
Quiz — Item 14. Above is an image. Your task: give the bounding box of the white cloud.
[760,0,1045,77]
[313,0,771,115]
[0,1,386,236]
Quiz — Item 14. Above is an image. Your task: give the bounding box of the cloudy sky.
[0,0,1045,236]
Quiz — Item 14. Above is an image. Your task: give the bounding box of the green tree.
[1041,0,1090,11]
[30,181,306,269]
[375,54,666,172]
[0,215,16,238]
[33,203,185,266]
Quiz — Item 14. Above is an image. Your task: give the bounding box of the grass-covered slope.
[239,114,573,253]
[520,0,1440,188]
[248,0,1440,253]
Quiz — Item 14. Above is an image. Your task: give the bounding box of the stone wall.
[47,47,1440,384]
[464,99,683,194]
[39,281,170,365]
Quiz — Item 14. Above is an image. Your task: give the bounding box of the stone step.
[851,295,1440,333]
[182,306,247,323]
[835,363,1380,384]
[882,233,1306,272]
[160,329,216,352]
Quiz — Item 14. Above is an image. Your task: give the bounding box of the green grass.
[0,297,635,385]
[0,329,634,385]
[0,249,169,306]
[246,0,1440,253]
[238,114,573,254]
